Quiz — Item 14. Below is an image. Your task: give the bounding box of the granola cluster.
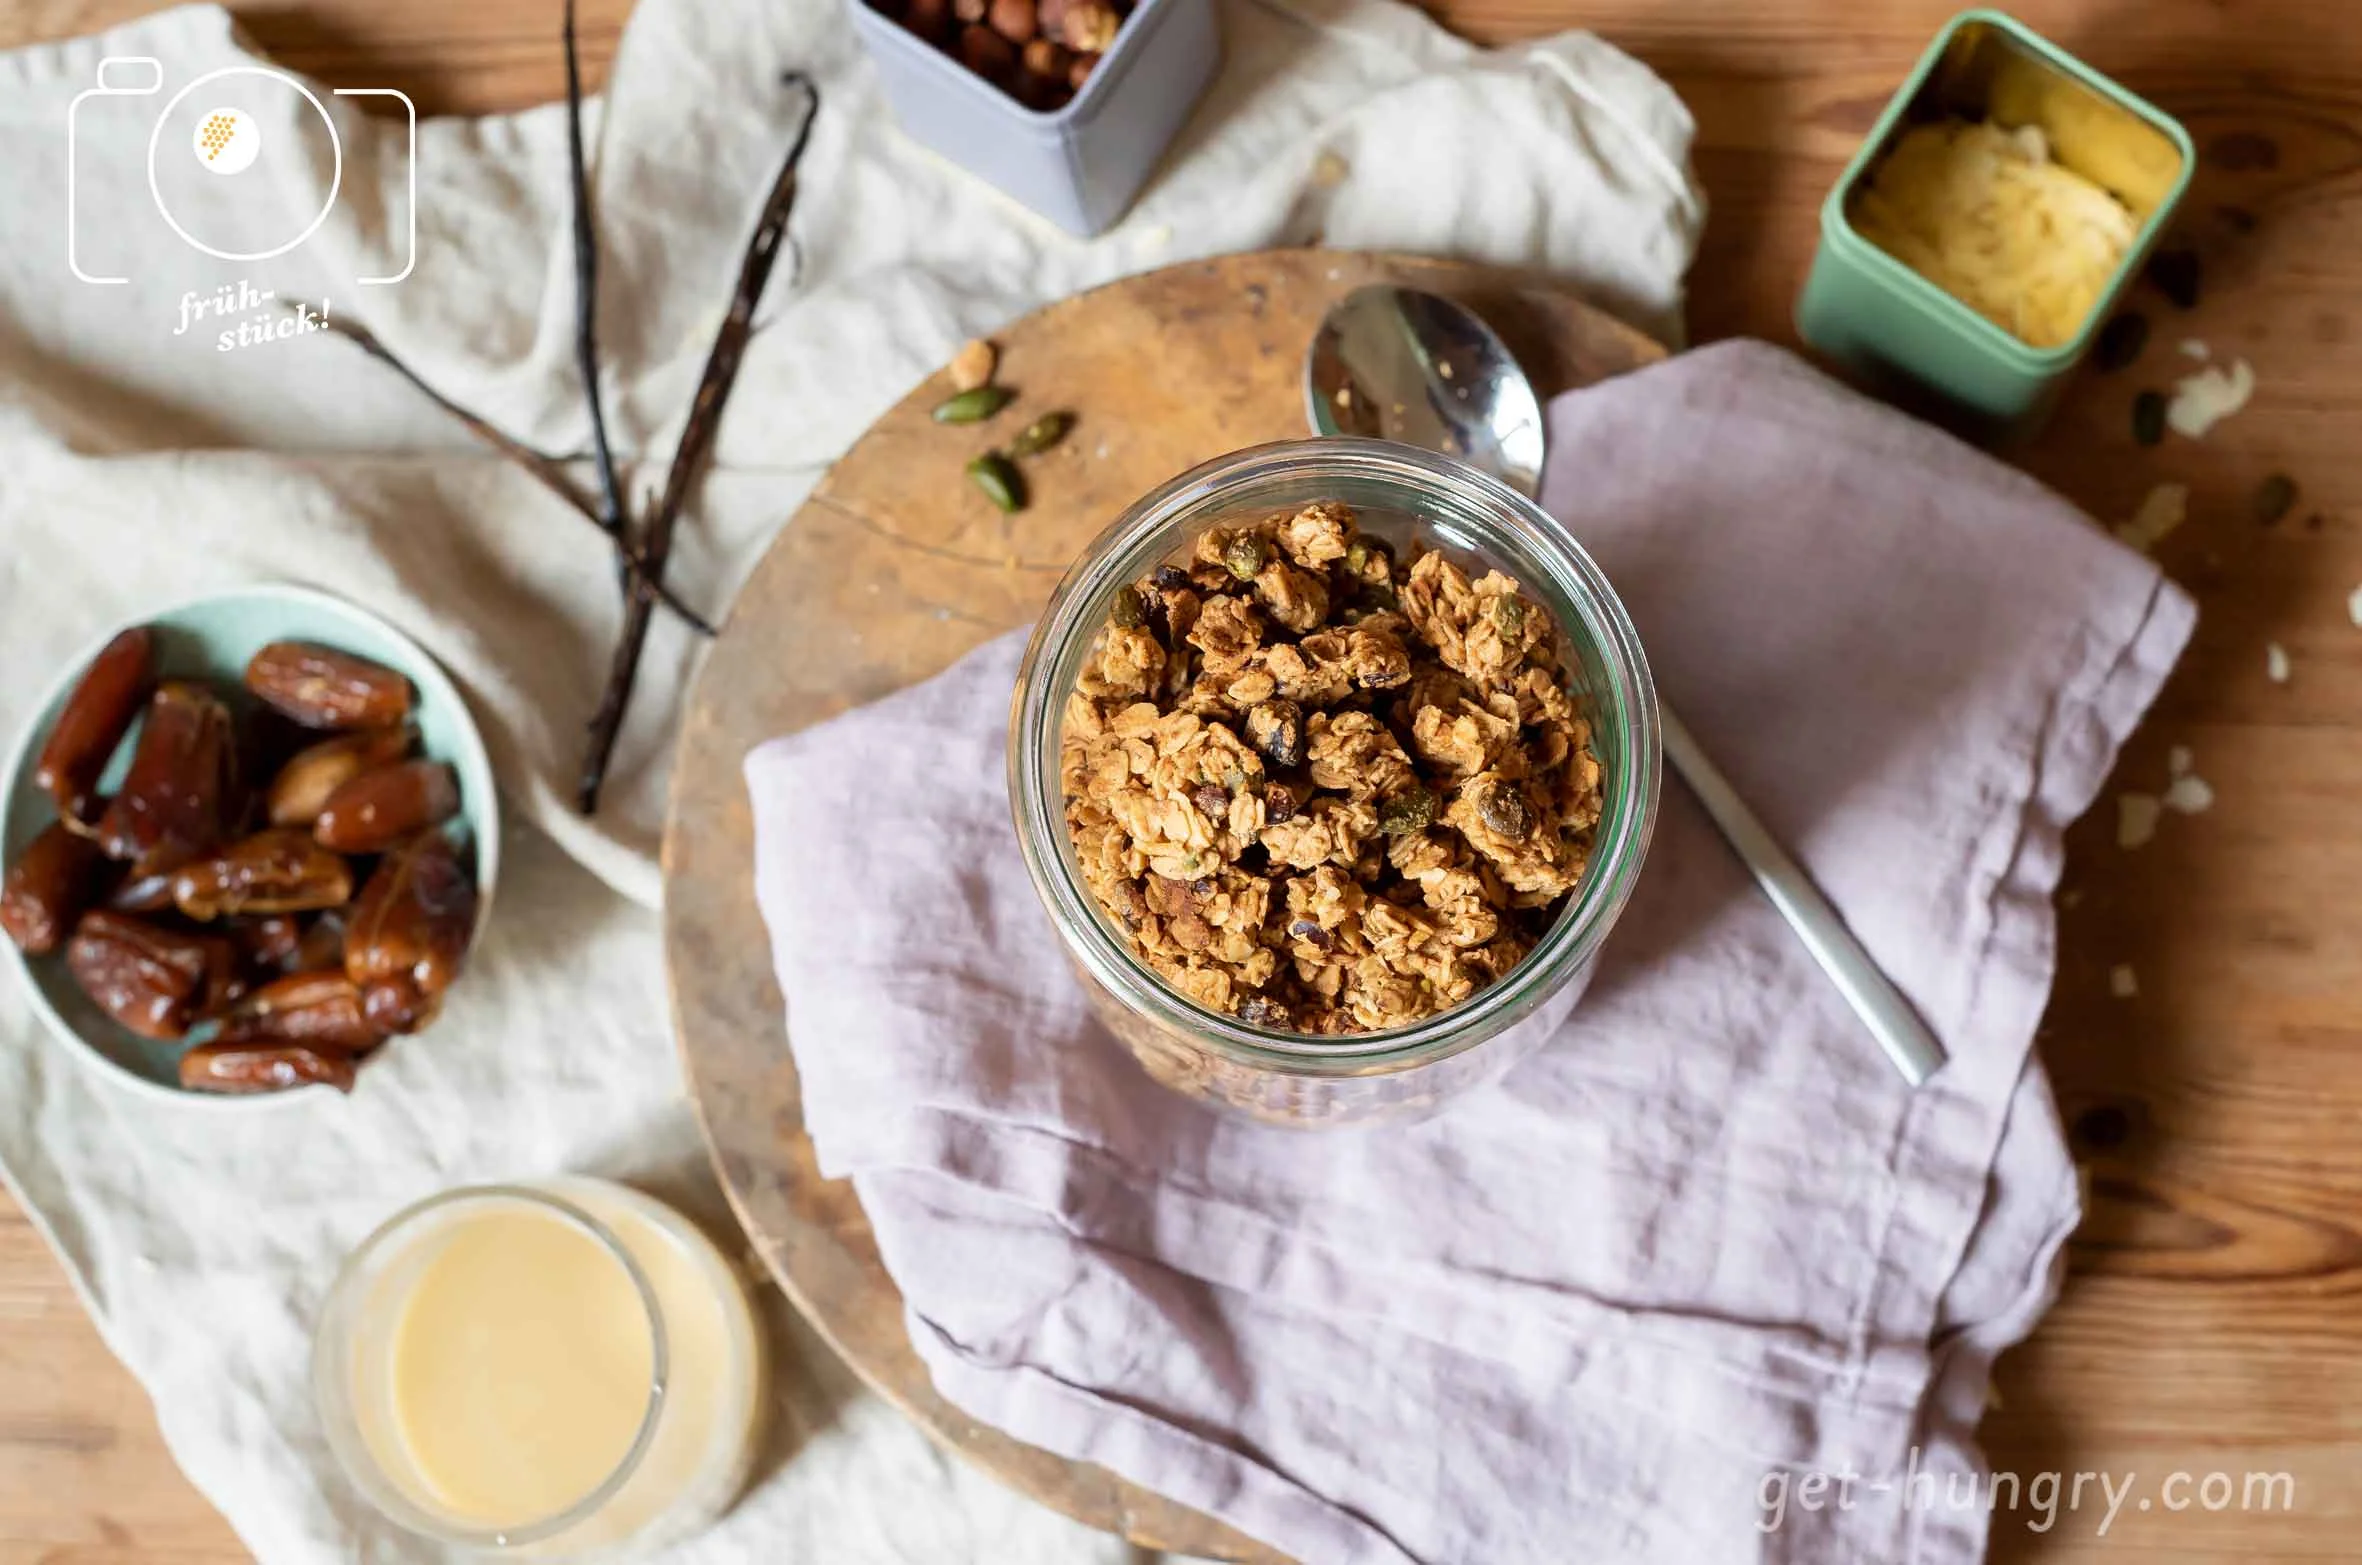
[1060,500,1604,1034]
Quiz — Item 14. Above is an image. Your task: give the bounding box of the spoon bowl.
[1304,285,1546,498]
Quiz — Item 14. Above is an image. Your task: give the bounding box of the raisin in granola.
[1060,499,1604,1033]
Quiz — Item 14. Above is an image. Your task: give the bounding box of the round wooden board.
[662,250,1662,1560]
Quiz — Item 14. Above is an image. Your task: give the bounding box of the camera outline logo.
[67,57,415,286]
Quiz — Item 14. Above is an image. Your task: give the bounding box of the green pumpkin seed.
[1476,782,1532,841]
[967,452,1025,512]
[1009,410,1074,456]
[934,385,1014,424]
[1224,532,1269,581]
[1110,585,1145,629]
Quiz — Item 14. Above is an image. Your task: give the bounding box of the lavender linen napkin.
[745,341,2194,1564]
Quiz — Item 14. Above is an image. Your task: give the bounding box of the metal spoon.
[1307,285,1546,497]
[1302,284,1945,1087]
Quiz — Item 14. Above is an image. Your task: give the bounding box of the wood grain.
[664,249,1662,1563]
[0,0,2357,1560]
[0,1199,247,1563]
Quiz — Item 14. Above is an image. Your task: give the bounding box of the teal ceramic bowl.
[1796,8,2194,438]
[1,584,499,1107]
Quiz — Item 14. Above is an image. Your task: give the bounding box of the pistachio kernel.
[933,385,1014,424]
[1377,786,1436,836]
[1009,410,1075,456]
[967,451,1025,512]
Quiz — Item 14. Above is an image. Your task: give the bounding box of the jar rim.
[311,1183,671,1548]
[1009,438,1662,1075]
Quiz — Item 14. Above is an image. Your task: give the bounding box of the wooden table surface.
[4,2,2357,1561]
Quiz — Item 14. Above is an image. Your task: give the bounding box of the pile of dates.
[0,629,480,1096]
[875,0,1131,111]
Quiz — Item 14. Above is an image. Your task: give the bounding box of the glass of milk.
[314,1178,766,1558]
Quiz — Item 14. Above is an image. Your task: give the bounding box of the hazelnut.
[952,0,987,22]
[1058,0,1120,51]
[958,21,1017,77]
[1037,0,1073,31]
[1067,50,1099,89]
[1021,37,1072,79]
[902,0,951,39]
[947,338,997,393]
[987,0,1038,41]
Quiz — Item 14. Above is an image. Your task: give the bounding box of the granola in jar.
[1059,499,1605,1035]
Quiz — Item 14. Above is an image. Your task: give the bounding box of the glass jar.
[1009,439,1661,1126]
[313,1178,766,1560]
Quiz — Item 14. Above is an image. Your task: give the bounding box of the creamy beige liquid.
[387,1206,656,1528]
[348,1182,765,1556]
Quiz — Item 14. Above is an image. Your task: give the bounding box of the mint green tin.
[1796,9,2194,437]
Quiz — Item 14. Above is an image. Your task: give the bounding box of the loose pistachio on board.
[923,331,1076,516]
[933,385,1014,424]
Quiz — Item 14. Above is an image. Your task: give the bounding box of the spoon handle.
[1658,705,1948,1087]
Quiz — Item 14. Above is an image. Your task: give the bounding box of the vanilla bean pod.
[576,76,820,814]
[562,0,634,597]
[301,307,718,637]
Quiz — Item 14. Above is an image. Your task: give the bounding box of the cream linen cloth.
[0,0,1703,1559]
